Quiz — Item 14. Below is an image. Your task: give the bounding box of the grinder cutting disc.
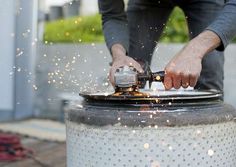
[79,89,222,106]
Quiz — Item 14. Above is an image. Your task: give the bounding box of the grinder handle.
[152,71,165,82]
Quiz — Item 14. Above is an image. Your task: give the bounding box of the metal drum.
[65,90,236,167]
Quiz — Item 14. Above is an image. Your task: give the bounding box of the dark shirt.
[98,0,236,52]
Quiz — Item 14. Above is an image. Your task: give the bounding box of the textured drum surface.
[66,121,236,167]
[66,90,236,167]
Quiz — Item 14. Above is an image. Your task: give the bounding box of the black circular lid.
[67,89,236,127]
[79,89,222,107]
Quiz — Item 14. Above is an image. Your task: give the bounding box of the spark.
[144,143,150,149]
[208,149,214,156]
[151,161,160,167]
[16,51,23,57]
[33,85,38,90]
[196,129,201,135]
[17,68,21,72]
[104,82,109,86]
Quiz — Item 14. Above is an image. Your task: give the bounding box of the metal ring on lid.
[79,90,223,107]
[65,90,236,127]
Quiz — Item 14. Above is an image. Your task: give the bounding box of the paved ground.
[0,136,66,167]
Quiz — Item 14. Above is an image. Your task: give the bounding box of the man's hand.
[164,44,202,89]
[164,30,221,90]
[109,44,144,86]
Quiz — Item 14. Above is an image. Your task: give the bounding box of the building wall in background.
[14,0,38,119]
[0,0,15,118]
[80,0,98,16]
[40,0,98,16]
[0,0,37,121]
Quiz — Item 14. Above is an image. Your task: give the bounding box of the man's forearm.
[98,0,129,53]
[163,30,221,90]
[111,44,127,61]
[206,0,236,50]
[188,30,221,59]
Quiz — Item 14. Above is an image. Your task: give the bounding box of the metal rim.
[79,90,222,102]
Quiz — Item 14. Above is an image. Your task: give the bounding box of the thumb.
[134,63,144,73]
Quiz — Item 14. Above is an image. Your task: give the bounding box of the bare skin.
[110,30,221,89]
[164,30,221,90]
[109,44,143,86]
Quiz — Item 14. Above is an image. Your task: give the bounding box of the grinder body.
[114,65,164,92]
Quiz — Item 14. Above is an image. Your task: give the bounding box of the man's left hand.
[164,42,203,90]
[164,30,222,90]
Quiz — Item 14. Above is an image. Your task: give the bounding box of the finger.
[172,73,181,89]
[181,74,190,89]
[132,61,144,73]
[189,73,199,87]
[164,74,173,90]
[109,68,115,87]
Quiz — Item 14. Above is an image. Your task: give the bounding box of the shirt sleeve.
[206,0,236,51]
[98,0,129,53]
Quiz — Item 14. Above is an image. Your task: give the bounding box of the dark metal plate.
[80,89,222,101]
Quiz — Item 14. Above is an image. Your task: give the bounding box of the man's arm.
[98,0,143,86]
[164,31,221,90]
[164,0,236,90]
[206,0,236,51]
[98,0,129,52]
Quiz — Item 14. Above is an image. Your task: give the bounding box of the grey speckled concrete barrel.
[65,90,236,167]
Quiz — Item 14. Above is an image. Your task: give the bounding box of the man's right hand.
[109,44,144,86]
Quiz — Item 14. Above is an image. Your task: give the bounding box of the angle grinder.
[114,65,165,95]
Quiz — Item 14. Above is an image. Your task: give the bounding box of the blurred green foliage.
[44,7,235,43]
[160,7,188,43]
[44,14,104,43]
